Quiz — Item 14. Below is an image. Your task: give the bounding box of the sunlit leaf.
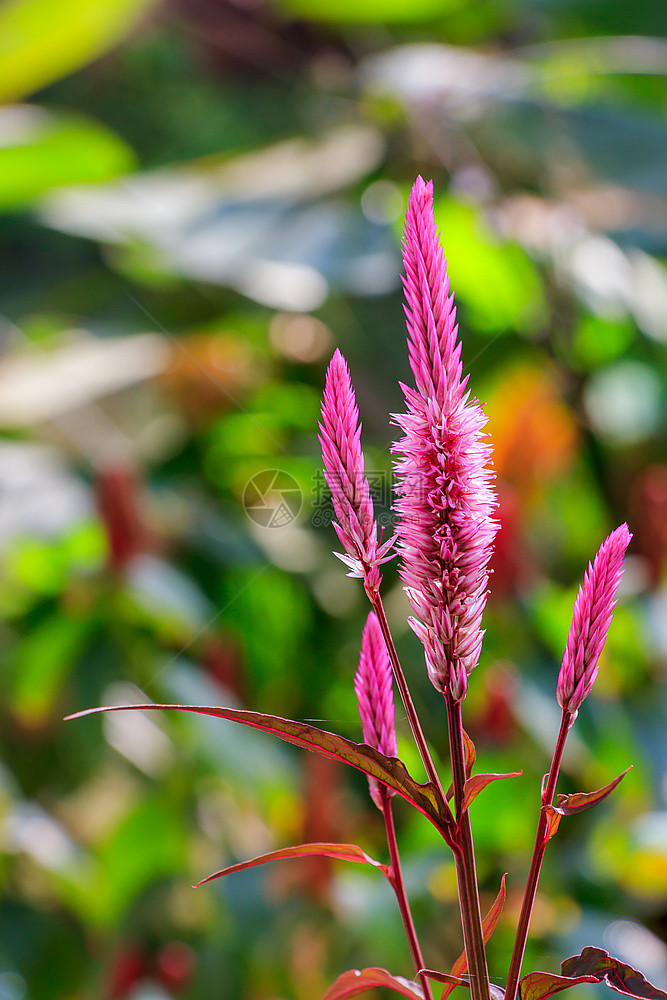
[462,729,476,777]
[12,614,91,726]
[193,842,389,888]
[66,704,448,830]
[0,108,134,210]
[553,768,632,816]
[461,772,522,814]
[321,967,424,999]
[440,875,508,999]
[520,970,599,1000]
[561,946,667,999]
[0,0,159,102]
[277,0,459,25]
[542,805,562,844]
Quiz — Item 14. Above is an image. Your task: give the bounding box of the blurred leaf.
[0,0,159,102]
[571,316,635,370]
[11,613,92,726]
[0,107,134,210]
[277,0,460,23]
[194,842,389,888]
[553,767,632,816]
[433,197,545,333]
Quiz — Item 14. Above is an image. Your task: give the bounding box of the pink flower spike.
[354,611,398,808]
[557,523,632,716]
[393,177,498,702]
[319,349,394,597]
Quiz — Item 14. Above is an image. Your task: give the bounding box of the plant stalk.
[505,710,572,1000]
[381,790,434,1000]
[445,694,491,1000]
[371,596,450,816]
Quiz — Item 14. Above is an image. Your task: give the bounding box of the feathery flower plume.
[393,177,497,702]
[557,523,632,717]
[319,349,394,597]
[354,611,398,808]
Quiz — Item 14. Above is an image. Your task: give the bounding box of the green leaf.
[321,967,424,999]
[440,875,507,999]
[520,971,599,1000]
[193,842,389,888]
[552,768,632,816]
[0,109,134,210]
[561,947,667,999]
[276,0,460,25]
[12,614,91,725]
[461,771,522,814]
[0,0,159,102]
[66,703,450,832]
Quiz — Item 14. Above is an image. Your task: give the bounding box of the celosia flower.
[393,177,497,702]
[354,611,398,808]
[319,349,394,597]
[557,523,632,716]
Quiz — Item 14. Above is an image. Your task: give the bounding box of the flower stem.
[505,710,572,1000]
[371,595,451,818]
[445,694,491,1000]
[381,790,434,1000]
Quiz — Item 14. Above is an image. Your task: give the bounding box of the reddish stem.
[445,694,491,1000]
[505,710,572,1000]
[381,790,434,1000]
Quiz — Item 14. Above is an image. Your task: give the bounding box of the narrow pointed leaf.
[461,772,522,814]
[462,729,476,776]
[66,704,447,829]
[561,947,667,1000]
[520,971,599,1000]
[420,969,465,986]
[553,768,632,816]
[440,875,507,999]
[193,842,389,888]
[542,805,562,844]
[321,967,424,999]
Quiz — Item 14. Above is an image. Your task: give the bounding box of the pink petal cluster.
[319,349,393,597]
[393,177,498,702]
[557,523,632,716]
[354,611,398,808]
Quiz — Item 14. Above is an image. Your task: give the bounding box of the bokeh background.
[0,0,666,997]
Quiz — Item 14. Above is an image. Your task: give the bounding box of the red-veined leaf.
[561,947,667,999]
[421,972,505,1000]
[66,703,448,830]
[320,967,424,999]
[553,768,632,816]
[520,971,599,1000]
[193,842,389,888]
[542,805,562,844]
[440,875,507,999]
[461,772,522,814]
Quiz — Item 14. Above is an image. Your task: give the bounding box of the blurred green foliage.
[0,0,665,998]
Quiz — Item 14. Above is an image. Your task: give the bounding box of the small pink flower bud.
[557,523,632,716]
[354,611,398,809]
[319,349,394,597]
[393,177,498,702]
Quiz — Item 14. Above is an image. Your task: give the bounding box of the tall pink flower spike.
[394,177,498,702]
[557,523,632,717]
[354,611,398,809]
[319,349,394,598]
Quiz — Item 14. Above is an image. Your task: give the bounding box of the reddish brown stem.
[381,790,434,1000]
[371,596,451,825]
[505,710,572,1000]
[445,695,491,1000]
